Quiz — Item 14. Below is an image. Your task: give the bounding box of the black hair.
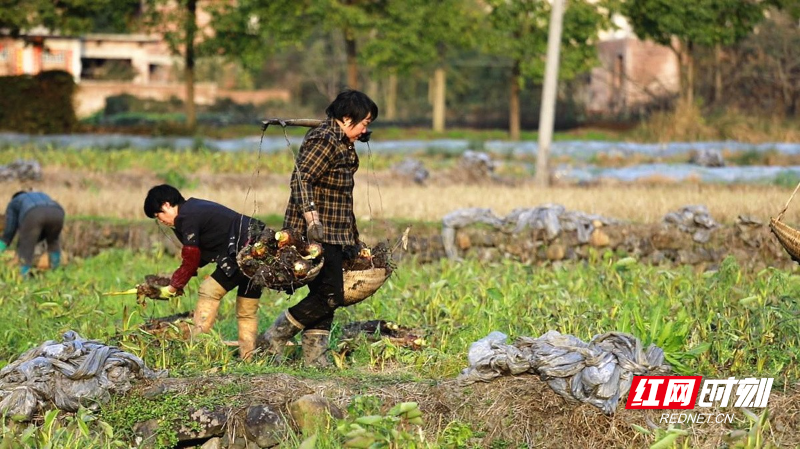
[325,89,379,127]
[143,184,186,218]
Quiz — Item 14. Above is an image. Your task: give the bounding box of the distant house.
[0,24,290,118]
[0,30,171,83]
[584,17,680,116]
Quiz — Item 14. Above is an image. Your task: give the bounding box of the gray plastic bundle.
[0,331,164,421]
[457,330,670,415]
[0,159,42,182]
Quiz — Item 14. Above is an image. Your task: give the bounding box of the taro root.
[304,242,323,260]
[137,275,183,300]
[343,241,395,274]
[238,227,324,290]
[293,259,312,278]
[275,228,306,251]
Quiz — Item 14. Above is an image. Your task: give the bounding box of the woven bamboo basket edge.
[770,217,800,261]
[343,267,390,305]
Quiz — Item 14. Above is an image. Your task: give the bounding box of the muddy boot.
[191,277,227,336]
[236,297,260,360]
[302,330,332,368]
[256,310,303,362]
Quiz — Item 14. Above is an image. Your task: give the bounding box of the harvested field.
[1,168,800,224]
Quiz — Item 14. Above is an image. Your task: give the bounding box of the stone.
[456,232,472,250]
[288,394,343,432]
[176,407,228,440]
[546,244,565,261]
[243,405,287,448]
[133,419,160,449]
[589,229,610,247]
[201,437,222,449]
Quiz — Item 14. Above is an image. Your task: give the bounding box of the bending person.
[143,184,264,359]
[0,191,65,276]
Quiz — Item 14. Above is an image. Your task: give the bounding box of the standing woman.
[258,89,378,367]
[0,191,65,276]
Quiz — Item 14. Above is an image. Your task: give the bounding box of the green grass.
[2,251,797,380]
[0,251,798,447]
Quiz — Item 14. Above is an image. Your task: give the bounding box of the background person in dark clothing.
[258,89,378,367]
[0,191,64,276]
[143,184,264,360]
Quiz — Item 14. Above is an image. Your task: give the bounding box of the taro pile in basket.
[342,241,395,305]
[237,227,324,291]
[237,226,395,302]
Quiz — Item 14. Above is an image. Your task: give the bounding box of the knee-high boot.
[256,310,304,362]
[236,297,260,360]
[191,277,227,336]
[302,329,332,368]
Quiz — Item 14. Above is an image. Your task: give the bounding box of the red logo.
[626,376,703,409]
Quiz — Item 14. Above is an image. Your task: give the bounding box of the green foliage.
[0,247,797,446]
[100,383,246,448]
[483,0,608,83]
[361,0,481,75]
[772,170,800,189]
[157,169,196,190]
[0,0,125,37]
[623,0,765,49]
[0,71,78,134]
[337,401,429,448]
[1,407,126,448]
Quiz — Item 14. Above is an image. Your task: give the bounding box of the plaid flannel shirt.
[283,118,359,246]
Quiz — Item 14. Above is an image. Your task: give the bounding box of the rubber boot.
[256,310,303,362]
[191,277,227,336]
[20,265,31,277]
[302,330,332,368]
[236,297,260,360]
[48,251,61,269]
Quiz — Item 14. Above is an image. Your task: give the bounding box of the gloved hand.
[0,241,6,253]
[158,285,177,300]
[304,211,324,242]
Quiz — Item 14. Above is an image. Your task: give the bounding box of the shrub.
[0,70,78,134]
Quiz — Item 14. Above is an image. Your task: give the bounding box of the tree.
[484,0,607,140]
[208,0,383,100]
[361,0,480,131]
[202,0,310,73]
[142,0,207,131]
[0,0,128,37]
[623,0,765,104]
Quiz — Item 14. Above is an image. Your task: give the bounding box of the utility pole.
[535,0,565,187]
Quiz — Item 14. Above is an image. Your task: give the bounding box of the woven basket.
[770,217,800,263]
[343,267,390,305]
[770,181,800,264]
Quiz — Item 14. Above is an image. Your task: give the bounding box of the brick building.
[585,17,680,116]
[0,9,290,118]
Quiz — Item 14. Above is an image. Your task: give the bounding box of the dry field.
[2,167,800,224]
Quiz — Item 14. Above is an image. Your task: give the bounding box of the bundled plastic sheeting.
[0,331,164,421]
[457,330,670,415]
[0,160,41,182]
